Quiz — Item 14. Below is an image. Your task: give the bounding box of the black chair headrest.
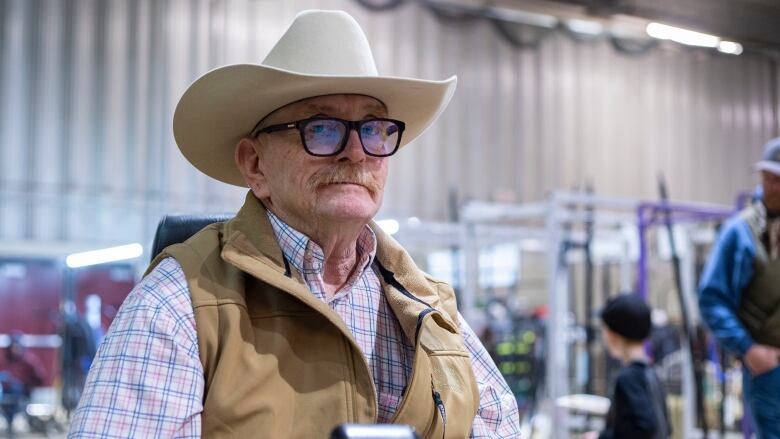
[150,214,234,262]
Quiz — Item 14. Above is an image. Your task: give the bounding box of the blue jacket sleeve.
[697,217,756,356]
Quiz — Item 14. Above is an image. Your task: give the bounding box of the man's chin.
[319,182,374,196]
[315,197,380,223]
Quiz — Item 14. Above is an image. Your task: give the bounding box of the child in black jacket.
[585,294,672,439]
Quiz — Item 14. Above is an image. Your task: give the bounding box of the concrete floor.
[0,433,66,439]
[0,415,67,439]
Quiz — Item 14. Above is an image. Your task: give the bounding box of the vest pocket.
[758,311,780,348]
[739,299,767,333]
[740,287,780,347]
[389,344,439,437]
[427,352,479,439]
[422,387,444,439]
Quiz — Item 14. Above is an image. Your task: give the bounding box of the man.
[0,332,46,433]
[60,300,98,415]
[69,10,519,438]
[699,137,780,438]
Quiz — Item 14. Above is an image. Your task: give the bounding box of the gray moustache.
[308,168,381,193]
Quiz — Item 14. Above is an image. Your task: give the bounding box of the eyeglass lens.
[302,119,400,156]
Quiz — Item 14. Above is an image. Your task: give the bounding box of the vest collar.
[265,208,379,300]
[219,192,458,341]
[222,192,288,273]
[370,223,459,338]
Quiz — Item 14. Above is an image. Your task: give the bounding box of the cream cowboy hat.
[173,9,457,187]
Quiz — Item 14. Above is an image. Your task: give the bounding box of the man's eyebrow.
[362,103,387,114]
[302,103,337,114]
[363,105,387,116]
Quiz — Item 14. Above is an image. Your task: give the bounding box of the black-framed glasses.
[252,117,406,157]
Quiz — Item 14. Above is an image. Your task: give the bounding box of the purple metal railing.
[636,201,735,298]
[635,198,758,436]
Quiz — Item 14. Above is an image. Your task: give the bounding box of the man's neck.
[620,344,648,364]
[266,203,369,298]
[314,220,366,296]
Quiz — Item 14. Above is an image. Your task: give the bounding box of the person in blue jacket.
[699,137,780,439]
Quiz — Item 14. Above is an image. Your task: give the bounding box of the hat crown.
[262,10,379,77]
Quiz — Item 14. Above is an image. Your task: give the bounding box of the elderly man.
[699,138,780,438]
[69,10,519,438]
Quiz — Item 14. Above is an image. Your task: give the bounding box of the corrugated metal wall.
[1,0,778,251]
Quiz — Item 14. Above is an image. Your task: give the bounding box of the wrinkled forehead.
[260,94,387,126]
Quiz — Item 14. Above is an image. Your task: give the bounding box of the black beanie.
[600,294,652,341]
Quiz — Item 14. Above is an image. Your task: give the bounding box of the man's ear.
[235,138,270,198]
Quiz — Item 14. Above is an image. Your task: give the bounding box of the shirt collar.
[265,209,378,279]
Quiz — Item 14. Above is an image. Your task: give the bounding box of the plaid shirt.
[69,212,520,438]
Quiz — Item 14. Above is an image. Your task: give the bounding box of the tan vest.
[147,194,480,438]
[737,203,780,348]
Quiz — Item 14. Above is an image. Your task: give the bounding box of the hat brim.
[173,64,457,187]
[754,160,780,176]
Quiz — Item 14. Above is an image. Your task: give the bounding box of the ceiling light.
[565,19,604,36]
[646,22,719,48]
[718,41,743,55]
[66,243,144,268]
[488,7,558,29]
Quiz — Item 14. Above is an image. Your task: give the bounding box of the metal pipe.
[658,176,708,436]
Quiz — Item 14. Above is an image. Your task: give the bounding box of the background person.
[583,294,671,439]
[699,137,780,439]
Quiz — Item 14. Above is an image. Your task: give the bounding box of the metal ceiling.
[544,0,780,51]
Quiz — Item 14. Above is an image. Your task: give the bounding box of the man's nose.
[337,129,367,163]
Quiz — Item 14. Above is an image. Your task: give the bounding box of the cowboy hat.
[173,9,457,187]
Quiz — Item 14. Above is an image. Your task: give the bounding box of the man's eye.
[309,121,338,133]
[361,125,379,136]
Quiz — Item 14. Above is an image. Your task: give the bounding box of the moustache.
[306,166,382,195]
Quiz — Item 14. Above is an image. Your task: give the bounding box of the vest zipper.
[225,251,379,422]
[431,379,446,439]
[379,264,449,435]
[376,263,434,309]
[344,335,360,423]
[376,262,438,342]
[415,308,436,342]
[282,254,292,277]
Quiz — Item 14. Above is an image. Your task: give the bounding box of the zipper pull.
[431,379,447,432]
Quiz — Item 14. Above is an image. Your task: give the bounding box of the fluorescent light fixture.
[489,7,558,29]
[66,243,144,268]
[646,22,719,48]
[565,19,604,36]
[376,219,400,235]
[718,40,743,55]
